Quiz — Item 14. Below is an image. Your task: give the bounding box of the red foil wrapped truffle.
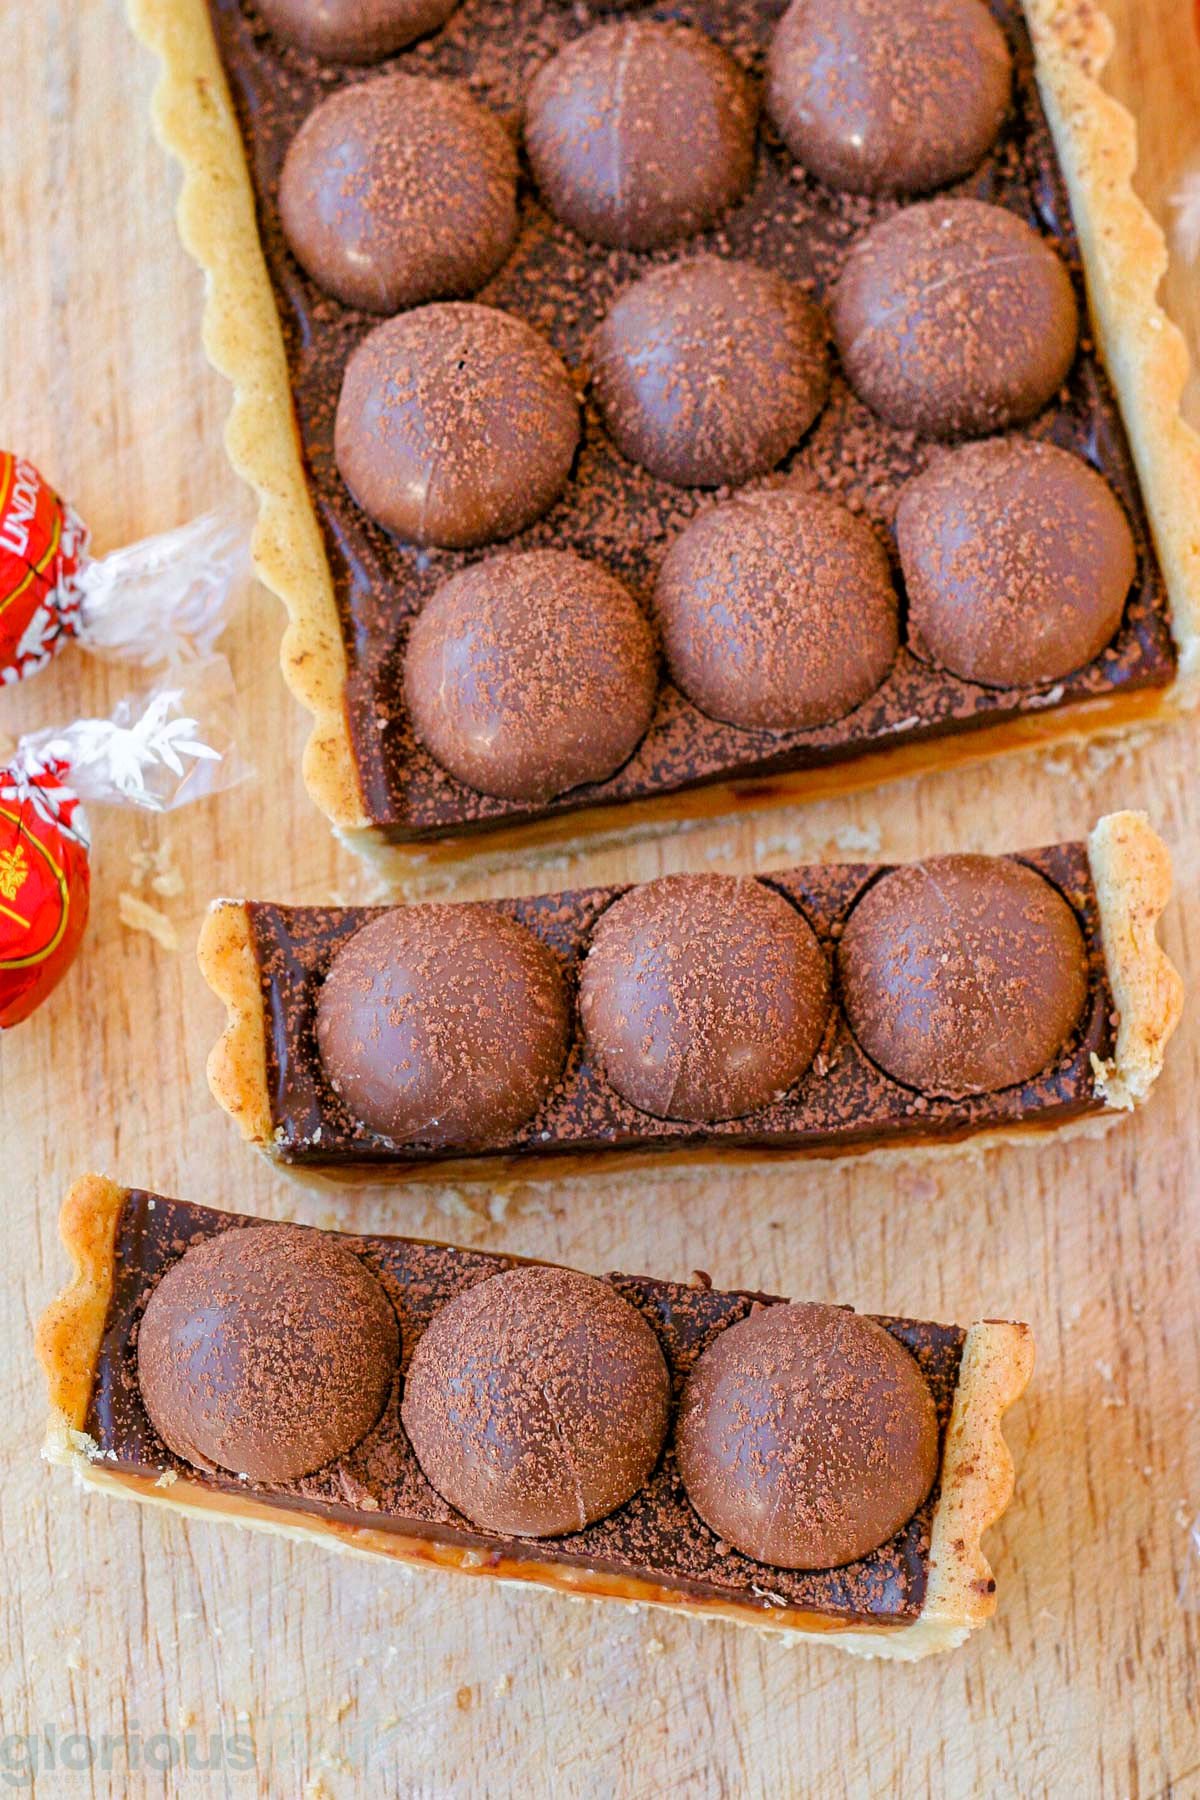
[0,451,239,686]
[0,670,237,1029]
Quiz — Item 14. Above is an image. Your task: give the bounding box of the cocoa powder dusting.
[204,0,1174,838]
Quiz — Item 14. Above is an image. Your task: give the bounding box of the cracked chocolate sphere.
[137,1224,399,1483]
[316,905,569,1146]
[525,20,757,250]
[766,0,1011,196]
[404,549,657,804]
[257,0,460,63]
[592,257,829,488]
[838,854,1089,1098]
[653,489,898,730]
[335,303,580,549]
[279,75,518,314]
[579,874,830,1123]
[832,199,1078,437]
[676,1302,939,1570]
[897,438,1135,689]
[402,1265,671,1537]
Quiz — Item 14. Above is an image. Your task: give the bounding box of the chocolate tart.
[197,811,1182,1183]
[37,1176,1034,1659]
[125,0,1200,874]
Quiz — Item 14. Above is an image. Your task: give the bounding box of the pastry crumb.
[829,822,881,855]
[127,841,184,896]
[118,891,179,950]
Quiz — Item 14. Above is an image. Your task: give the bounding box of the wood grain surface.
[2,4,1198,1795]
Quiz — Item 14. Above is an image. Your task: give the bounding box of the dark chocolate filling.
[88,1189,968,1624]
[206,0,1174,840]
[242,841,1113,1169]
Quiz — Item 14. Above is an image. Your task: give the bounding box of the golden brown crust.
[38,1177,1032,1660]
[34,1175,127,1454]
[198,813,1180,1169]
[1087,810,1184,1108]
[197,901,275,1145]
[918,1321,1036,1644]
[126,0,369,830]
[131,0,1199,860]
[1025,0,1200,695]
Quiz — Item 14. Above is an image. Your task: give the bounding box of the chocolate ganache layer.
[86,1188,967,1624]
[234,842,1112,1171]
[203,0,1174,841]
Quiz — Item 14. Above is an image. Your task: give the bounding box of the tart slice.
[38,1176,1034,1660]
[199,811,1182,1183]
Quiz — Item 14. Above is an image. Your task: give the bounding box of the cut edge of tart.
[196,810,1182,1180]
[36,1175,1035,1660]
[126,0,1200,866]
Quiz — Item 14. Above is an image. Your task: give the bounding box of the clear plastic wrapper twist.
[0,658,244,1028]
[0,451,243,684]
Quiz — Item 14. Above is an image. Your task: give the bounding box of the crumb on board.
[118,891,179,950]
[127,840,185,897]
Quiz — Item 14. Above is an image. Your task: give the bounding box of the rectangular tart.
[126,0,1200,870]
[38,1176,1035,1659]
[198,810,1181,1182]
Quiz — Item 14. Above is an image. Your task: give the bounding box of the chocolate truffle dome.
[831,199,1078,438]
[897,438,1136,689]
[316,905,569,1146]
[579,874,830,1123]
[766,0,1012,197]
[137,1224,398,1484]
[676,1302,939,1569]
[404,549,657,804]
[654,490,898,731]
[279,75,517,315]
[335,303,580,550]
[525,21,758,251]
[257,0,460,63]
[838,854,1088,1098]
[592,258,830,489]
[401,1265,671,1537]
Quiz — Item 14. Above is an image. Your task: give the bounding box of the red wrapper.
[0,759,90,1029]
[0,660,243,1028]
[0,454,90,684]
[0,452,240,686]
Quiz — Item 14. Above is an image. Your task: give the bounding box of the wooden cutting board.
[2,4,1198,1794]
